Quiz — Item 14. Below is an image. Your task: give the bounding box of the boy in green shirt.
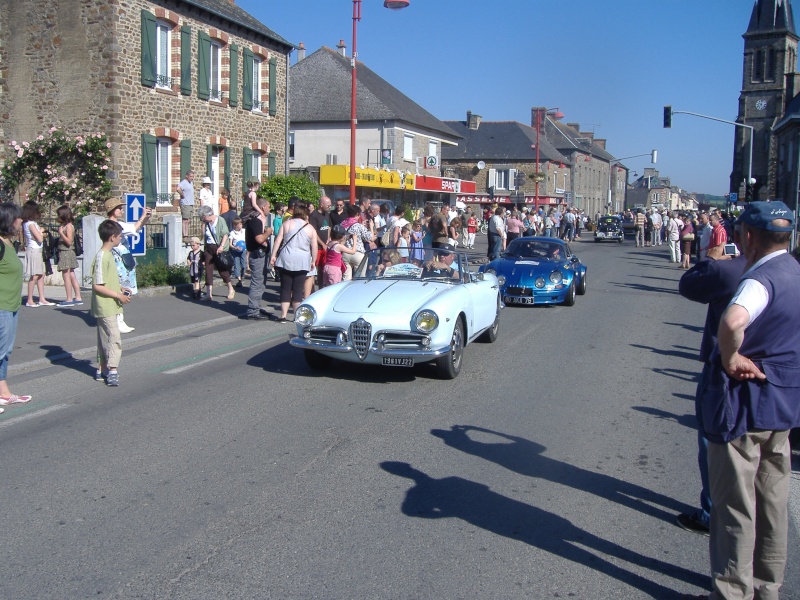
[92,220,131,386]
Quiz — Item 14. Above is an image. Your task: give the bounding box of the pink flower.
[10,140,16,146]
[37,135,43,141]
[22,141,29,147]
[17,150,23,157]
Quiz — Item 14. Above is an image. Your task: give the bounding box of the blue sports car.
[480,237,587,306]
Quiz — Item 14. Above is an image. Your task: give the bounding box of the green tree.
[258,174,322,208]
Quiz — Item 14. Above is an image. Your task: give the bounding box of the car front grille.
[379,332,427,349]
[306,328,341,344]
[506,286,533,297]
[350,318,372,360]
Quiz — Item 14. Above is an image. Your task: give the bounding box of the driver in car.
[422,244,461,279]
[547,245,562,259]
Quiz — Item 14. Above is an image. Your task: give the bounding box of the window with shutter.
[487,168,497,190]
[508,168,517,191]
[155,22,171,88]
[242,48,254,110]
[268,57,277,116]
[197,32,211,100]
[141,134,157,205]
[229,44,239,107]
[155,138,172,205]
[242,148,253,194]
[268,151,277,177]
[223,147,230,191]
[180,26,191,95]
[141,10,157,87]
[252,57,262,111]
[180,139,192,179]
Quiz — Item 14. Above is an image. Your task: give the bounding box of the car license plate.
[504,296,534,305]
[382,357,413,367]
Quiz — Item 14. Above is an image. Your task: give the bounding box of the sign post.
[124,193,146,256]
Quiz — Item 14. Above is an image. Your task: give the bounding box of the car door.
[461,253,498,335]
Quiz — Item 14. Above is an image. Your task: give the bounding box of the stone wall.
[0,0,291,207]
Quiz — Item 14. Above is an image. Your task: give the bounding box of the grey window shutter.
[180,139,192,178]
[180,26,192,95]
[229,44,239,107]
[197,32,211,100]
[141,10,157,87]
[141,134,157,204]
[223,147,230,191]
[242,148,253,194]
[268,151,277,177]
[242,48,254,110]
[268,57,277,116]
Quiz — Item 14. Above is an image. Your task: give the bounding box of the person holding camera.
[243,197,274,320]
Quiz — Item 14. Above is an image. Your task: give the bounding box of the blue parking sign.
[729,192,738,203]
[124,193,146,256]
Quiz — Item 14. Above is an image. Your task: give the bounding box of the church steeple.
[747,0,796,36]
[733,0,799,199]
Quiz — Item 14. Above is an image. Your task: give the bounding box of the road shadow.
[38,344,96,376]
[429,425,690,524]
[171,284,276,317]
[631,406,697,429]
[48,307,95,326]
[630,343,698,362]
[249,340,443,382]
[663,321,704,334]
[381,461,707,598]
[610,281,679,295]
[652,367,699,383]
[672,392,696,402]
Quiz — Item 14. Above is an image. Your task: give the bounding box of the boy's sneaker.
[106,371,120,387]
[95,369,107,382]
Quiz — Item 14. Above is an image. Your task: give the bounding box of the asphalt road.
[1,234,798,599]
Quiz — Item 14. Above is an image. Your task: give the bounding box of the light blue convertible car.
[480,237,587,306]
[290,246,502,379]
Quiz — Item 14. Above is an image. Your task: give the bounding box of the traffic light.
[514,172,526,188]
[489,186,495,200]
[663,106,672,128]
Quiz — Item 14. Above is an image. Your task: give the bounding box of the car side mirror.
[571,256,579,263]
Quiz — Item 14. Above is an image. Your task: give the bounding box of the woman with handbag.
[270,203,318,322]
[198,205,235,301]
[55,205,84,307]
[21,201,54,307]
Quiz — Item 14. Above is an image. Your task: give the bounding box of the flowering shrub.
[0,128,112,211]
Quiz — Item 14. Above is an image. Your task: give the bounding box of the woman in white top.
[21,202,53,307]
[199,176,219,216]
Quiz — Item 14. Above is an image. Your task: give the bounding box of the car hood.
[332,279,452,314]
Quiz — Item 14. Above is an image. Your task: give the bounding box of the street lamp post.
[532,107,564,211]
[349,0,409,205]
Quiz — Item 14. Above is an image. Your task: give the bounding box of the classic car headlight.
[535,277,546,288]
[549,271,563,284]
[497,275,506,286]
[295,305,317,326]
[414,309,439,333]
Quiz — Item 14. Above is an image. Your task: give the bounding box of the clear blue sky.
[239,0,756,196]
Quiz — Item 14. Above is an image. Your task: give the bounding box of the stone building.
[626,168,672,210]
[440,111,570,209]
[539,114,626,218]
[289,45,465,206]
[732,0,798,200]
[0,0,293,208]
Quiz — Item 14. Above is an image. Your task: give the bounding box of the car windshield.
[505,240,565,259]
[353,247,465,283]
[599,217,619,225]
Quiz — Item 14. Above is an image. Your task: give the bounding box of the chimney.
[467,111,482,130]
[579,131,594,142]
[337,39,347,56]
[566,122,581,132]
[594,139,606,150]
[297,42,306,62]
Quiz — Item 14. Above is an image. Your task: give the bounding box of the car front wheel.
[563,281,576,306]
[436,319,464,379]
[577,272,587,295]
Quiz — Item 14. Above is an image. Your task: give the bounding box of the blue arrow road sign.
[124,193,146,256]
[729,193,738,203]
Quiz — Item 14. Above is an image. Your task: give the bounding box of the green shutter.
[141,10,157,87]
[229,44,239,107]
[223,147,230,191]
[197,32,210,100]
[141,134,157,205]
[206,145,213,184]
[180,26,192,95]
[180,139,192,178]
[242,48,254,110]
[268,151,277,178]
[242,148,253,194]
[268,57,277,116]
